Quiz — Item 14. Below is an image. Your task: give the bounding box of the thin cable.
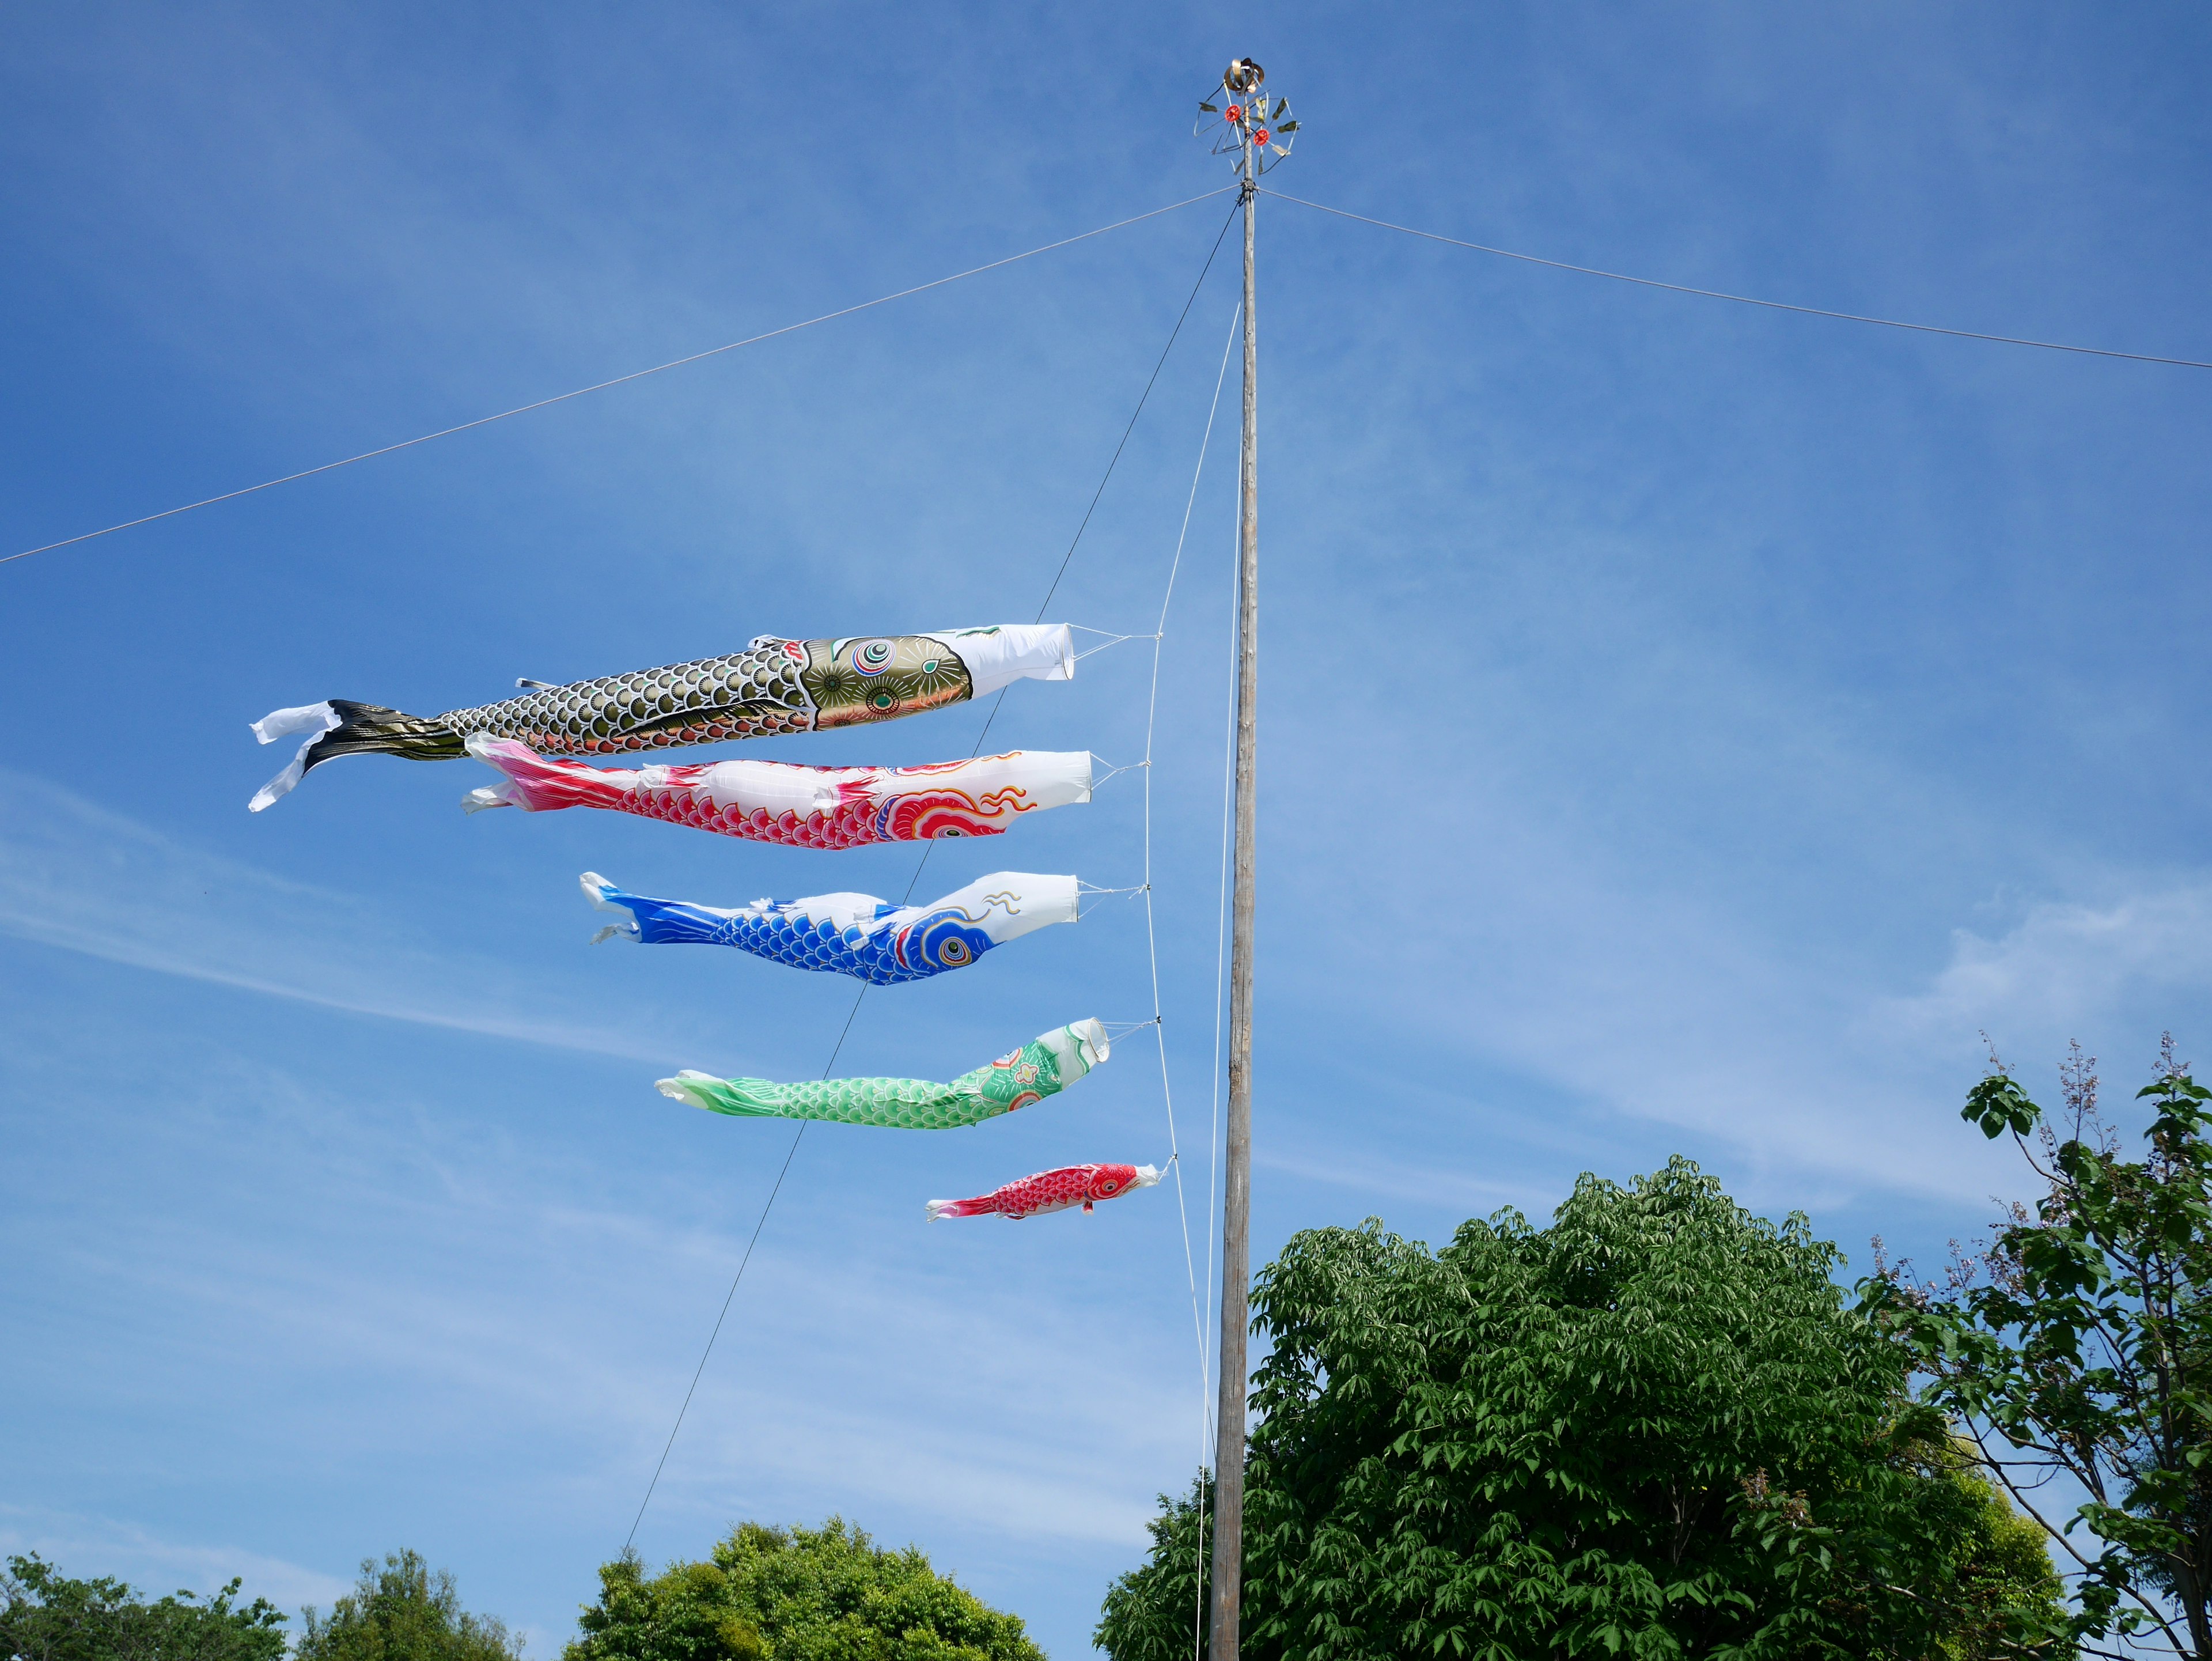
[1101,1017,1168,1040]
[1077,881,1148,900]
[1027,200,1241,625]
[1191,392,1245,1659]
[1108,300,1235,1661]
[1202,582,1235,1451]
[6,188,1234,568]
[620,203,1238,1551]
[622,789,979,1551]
[1263,187,2212,372]
[1072,631,1161,663]
[968,176,1228,762]
[624,805,965,1544]
[619,1117,805,1553]
[1199,521,1239,1439]
[1142,300,1241,1491]
[621,977,869,1552]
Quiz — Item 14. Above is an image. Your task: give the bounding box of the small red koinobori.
[927,1162,1161,1221]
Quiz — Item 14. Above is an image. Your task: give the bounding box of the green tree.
[1862,1039,2212,1659]
[0,1556,286,1661]
[295,1550,521,1661]
[1096,1473,1214,1661]
[1100,1157,2073,1660]
[1933,1450,2075,1659]
[564,1519,1043,1661]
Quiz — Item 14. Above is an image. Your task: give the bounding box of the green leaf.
[1099,1153,2075,1659]
[571,1523,1043,1661]
[1962,1072,2040,1138]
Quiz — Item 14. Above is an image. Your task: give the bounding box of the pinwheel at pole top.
[1195,58,1298,173]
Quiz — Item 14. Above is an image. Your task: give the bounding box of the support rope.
[618,200,1238,1555]
[1191,377,1247,1660]
[1071,630,1164,663]
[1262,187,2212,372]
[1021,205,1242,625]
[1077,881,1149,902]
[1132,299,1243,1614]
[6,188,1235,567]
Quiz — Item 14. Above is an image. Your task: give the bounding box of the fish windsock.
[926,1162,1161,1221]
[581,871,1080,985]
[656,1019,1109,1130]
[248,624,1074,809]
[466,740,1091,847]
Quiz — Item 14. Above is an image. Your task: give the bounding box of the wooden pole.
[1207,102,1260,1661]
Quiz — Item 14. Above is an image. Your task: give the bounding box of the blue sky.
[5,3,2211,1655]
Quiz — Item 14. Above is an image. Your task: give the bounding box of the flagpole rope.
[4,188,1236,569]
[617,202,1240,1556]
[1192,344,1245,1660]
[1262,187,2212,372]
[1140,298,1243,1512]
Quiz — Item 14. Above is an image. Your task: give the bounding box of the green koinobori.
[655,1019,1110,1130]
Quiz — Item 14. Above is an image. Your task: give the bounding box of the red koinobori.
[462,738,1092,847]
[926,1162,1161,1221]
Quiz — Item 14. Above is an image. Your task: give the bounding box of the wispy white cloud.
[13,1038,1199,1562]
[1272,681,2212,1208]
[1876,883,2212,1044]
[7,12,2209,1661]
[0,767,669,1060]
[0,1503,351,1611]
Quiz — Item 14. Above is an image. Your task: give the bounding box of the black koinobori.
[246,623,1073,809]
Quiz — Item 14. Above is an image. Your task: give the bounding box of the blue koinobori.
[578,871,1080,985]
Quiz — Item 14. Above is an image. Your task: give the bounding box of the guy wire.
[1263,187,2212,372]
[7,188,1234,567]
[619,196,1238,1553]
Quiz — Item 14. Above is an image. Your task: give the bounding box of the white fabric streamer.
[248,701,341,812]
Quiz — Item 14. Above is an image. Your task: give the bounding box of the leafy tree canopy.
[1101,1156,2071,1660]
[0,1554,286,1661]
[1096,1473,1213,1661]
[295,1550,521,1661]
[1864,1039,2212,1658]
[565,1519,1043,1661]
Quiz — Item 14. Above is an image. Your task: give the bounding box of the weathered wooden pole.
[1207,52,1264,1661]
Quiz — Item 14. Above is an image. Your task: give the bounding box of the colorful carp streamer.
[580,871,1079,985]
[464,739,1092,847]
[926,1162,1161,1222]
[656,1019,1109,1130]
[248,623,1073,809]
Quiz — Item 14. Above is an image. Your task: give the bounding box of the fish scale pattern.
[657,1022,1104,1130]
[465,737,1068,847]
[440,638,819,755]
[929,1163,1153,1220]
[692,1072,991,1129]
[579,872,1072,987]
[601,783,1010,848]
[696,911,974,985]
[251,626,1080,811]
